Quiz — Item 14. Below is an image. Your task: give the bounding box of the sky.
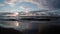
[0,0,60,12]
[0,0,60,29]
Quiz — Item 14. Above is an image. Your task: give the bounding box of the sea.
[0,16,60,34]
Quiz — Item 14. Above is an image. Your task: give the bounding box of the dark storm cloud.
[41,0,60,10]
[48,0,60,9]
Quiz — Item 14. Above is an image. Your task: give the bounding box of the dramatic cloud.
[18,0,44,9]
[4,0,43,9]
[4,0,17,7]
[20,6,31,12]
[4,0,60,10]
[51,0,60,9]
[41,0,60,10]
[33,0,60,10]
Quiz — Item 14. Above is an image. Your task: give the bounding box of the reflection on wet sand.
[0,20,33,30]
[0,21,19,28]
[0,20,40,31]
